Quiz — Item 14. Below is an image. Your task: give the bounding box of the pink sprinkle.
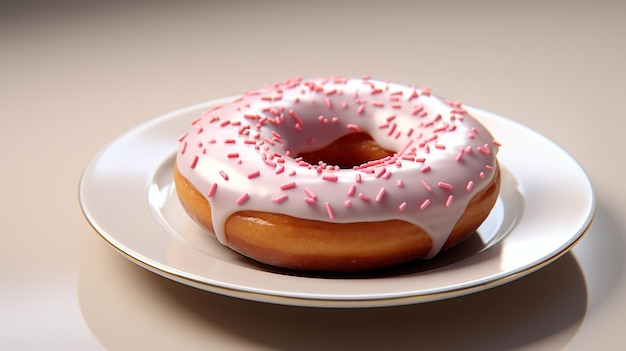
[374,167,386,178]
[438,182,454,190]
[325,202,335,219]
[224,139,236,144]
[397,179,404,188]
[304,187,317,200]
[421,180,432,192]
[236,193,249,205]
[357,105,365,114]
[355,173,362,183]
[264,137,275,146]
[344,200,352,208]
[359,193,370,201]
[304,197,316,204]
[493,139,502,146]
[347,184,356,196]
[445,195,454,208]
[347,124,361,132]
[421,165,431,173]
[247,170,261,179]
[205,104,223,113]
[238,126,250,135]
[479,171,486,179]
[325,97,333,109]
[420,199,431,210]
[207,183,217,197]
[466,180,474,192]
[371,101,384,107]
[322,174,338,182]
[190,155,199,169]
[244,90,259,96]
[275,165,285,174]
[375,188,387,202]
[387,123,397,136]
[228,152,239,158]
[478,144,491,155]
[288,109,303,125]
[180,141,187,154]
[342,101,349,109]
[398,202,407,212]
[219,170,229,180]
[272,194,289,203]
[280,181,296,190]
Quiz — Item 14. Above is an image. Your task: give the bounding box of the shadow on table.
[78,201,622,350]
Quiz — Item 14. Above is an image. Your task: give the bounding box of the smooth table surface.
[2,1,625,350]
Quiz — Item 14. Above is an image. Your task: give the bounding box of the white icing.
[176,77,499,257]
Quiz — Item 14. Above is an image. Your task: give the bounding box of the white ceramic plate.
[79,98,595,308]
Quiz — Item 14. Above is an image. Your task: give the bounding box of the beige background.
[2,0,625,349]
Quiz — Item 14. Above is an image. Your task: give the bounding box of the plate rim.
[78,98,596,308]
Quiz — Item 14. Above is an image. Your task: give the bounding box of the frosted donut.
[174,76,501,272]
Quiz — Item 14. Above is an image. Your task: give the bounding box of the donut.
[174,76,501,272]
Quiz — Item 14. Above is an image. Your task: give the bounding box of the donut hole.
[297,132,395,169]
